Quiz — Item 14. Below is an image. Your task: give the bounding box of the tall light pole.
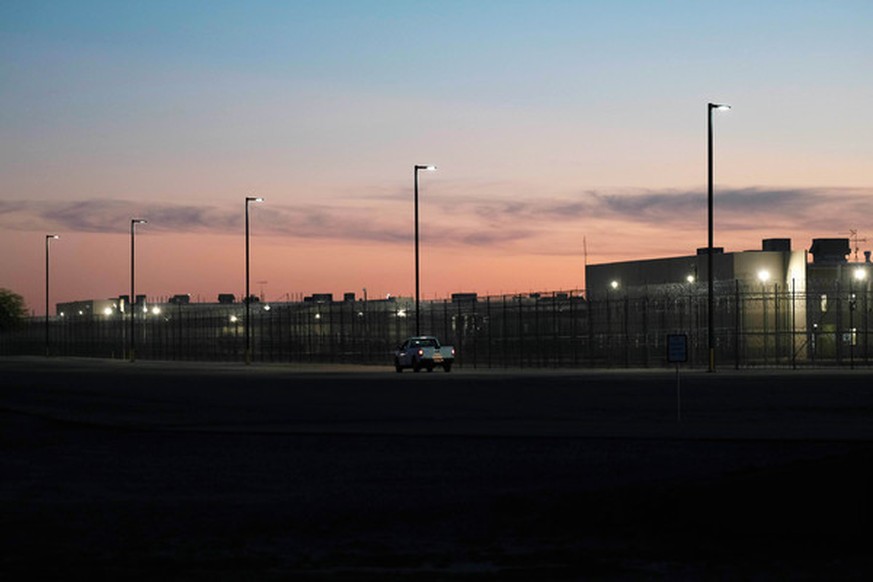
[245,196,264,364]
[414,165,436,336]
[45,234,59,356]
[130,218,147,361]
[707,102,730,372]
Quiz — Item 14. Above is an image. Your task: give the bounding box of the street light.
[130,218,148,361]
[707,102,731,372]
[245,196,264,364]
[45,234,59,356]
[413,164,436,336]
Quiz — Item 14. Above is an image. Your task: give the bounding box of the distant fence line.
[2,283,871,368]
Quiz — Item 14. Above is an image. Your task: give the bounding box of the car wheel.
[427,366,434,373]
[443,363,452,372]
[394,359,403,373]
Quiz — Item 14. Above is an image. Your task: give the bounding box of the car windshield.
[411,338,438,348]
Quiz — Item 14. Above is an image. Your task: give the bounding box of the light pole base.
[244,349,251,366]
[708,348,715,373]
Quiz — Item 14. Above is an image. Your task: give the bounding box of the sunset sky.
[2,1,871,314]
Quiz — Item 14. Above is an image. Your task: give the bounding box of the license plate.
[433,353,444,362]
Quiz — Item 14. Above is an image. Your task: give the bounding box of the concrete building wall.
[586,256,694,293]
[586,248,806,296]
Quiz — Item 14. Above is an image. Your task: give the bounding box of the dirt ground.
[2,357,872,579]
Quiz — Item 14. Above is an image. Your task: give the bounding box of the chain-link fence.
[3,283,871,368]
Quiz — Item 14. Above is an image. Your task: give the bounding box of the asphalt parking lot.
[2,357,873,579]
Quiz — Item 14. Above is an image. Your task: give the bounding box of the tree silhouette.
[0,289,27,331]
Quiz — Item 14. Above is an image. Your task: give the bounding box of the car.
[394,336,455,373]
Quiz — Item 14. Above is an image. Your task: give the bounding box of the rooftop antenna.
[849,230,868,262]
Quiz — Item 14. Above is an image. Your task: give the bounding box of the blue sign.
[667,334,688,363]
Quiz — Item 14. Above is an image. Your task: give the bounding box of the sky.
[1,0,871,314]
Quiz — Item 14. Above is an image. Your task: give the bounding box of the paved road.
[2,357,873,578]
[4,357,873,439]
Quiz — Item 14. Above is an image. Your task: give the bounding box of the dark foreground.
[2,358,873,579]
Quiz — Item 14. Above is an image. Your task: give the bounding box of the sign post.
[667,334,688,422]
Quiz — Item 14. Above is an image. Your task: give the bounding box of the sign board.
[667,334,688,363]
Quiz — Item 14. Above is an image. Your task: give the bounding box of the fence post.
[533,295,540,367]
[642,293,649,368]
[836,281,843,366]
[553,293,560,368]
[443,299,449,360]
[623,294,630,368]
[864,277,870,365]
[502,295,507,368]
[587,292,594,368]
[605,291,612,368]
[571,291,578,367]
[486,296,492,369]
[774,282,780,365]
[518,295,524,369]
[735,279,741,370]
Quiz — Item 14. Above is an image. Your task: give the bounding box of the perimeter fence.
[2,282,871,369]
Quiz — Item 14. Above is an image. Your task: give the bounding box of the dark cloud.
[457,186,870,230]
[1,199,238,234]
[459,228,537,246]
[0,198,415,244]
[2,186,869,249]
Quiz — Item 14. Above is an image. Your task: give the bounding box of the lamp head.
[415,165,437,171]
[854,267,867,281]
[47,234,59,240]
[709,103,731,111]
[246,196,264,203]
[757,269,770,283]
[132,218,148,225]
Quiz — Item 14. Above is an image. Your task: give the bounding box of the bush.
[0,288,27,331]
